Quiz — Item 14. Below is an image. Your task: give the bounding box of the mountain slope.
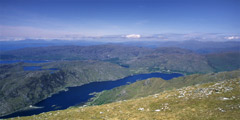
[206,52,240,72]
[129,47,213,74]
[14,75,240,120]
[88,70,240,105]
[1,45,239,117]
[0,60,130,117]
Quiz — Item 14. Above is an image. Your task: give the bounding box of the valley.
[0,44,239,119]
[1,72,182,119]
[0,60,131,117]
[88,70,240,106]
[11,70,240,120]
[1,0,240,119]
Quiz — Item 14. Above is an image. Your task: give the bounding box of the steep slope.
[14,76,240,119]
[0,60,130,117]
[206,52,240,72]
[88,70,240,105]
[128,47,213,74]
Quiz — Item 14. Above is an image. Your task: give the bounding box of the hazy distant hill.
[0,40,105,51]
[1,40,239,54]
[128,47,213,74]
[1,44,239,73]
[206,52,240,72]
[0,44,151,61]
[123,40,240,54]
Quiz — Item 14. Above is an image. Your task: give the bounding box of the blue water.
[23,66,42,71]
[0,60,50,64]
[0,72,183,119]
[23,66,58,71]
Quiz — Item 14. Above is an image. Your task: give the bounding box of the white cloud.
[0,25,87,41]
[225,36,240,40]
[126,34,141,38]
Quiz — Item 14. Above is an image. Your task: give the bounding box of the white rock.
[222,97,230,100]
[138,108,144,111]
[155,109,161,112]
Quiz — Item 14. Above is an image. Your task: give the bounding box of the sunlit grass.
[13,77,240,120]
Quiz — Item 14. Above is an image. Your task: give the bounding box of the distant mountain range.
[1,44,239,73]
[0,40,239,54]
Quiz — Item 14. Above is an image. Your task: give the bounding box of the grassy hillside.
[129,47,213,74]
[0,60,131,117]
[13,76,240,119]
[206,52,240,72]
[1,45,239,117]
[88,70,240,105]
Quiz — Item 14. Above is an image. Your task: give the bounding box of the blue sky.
[0,0,239,41]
